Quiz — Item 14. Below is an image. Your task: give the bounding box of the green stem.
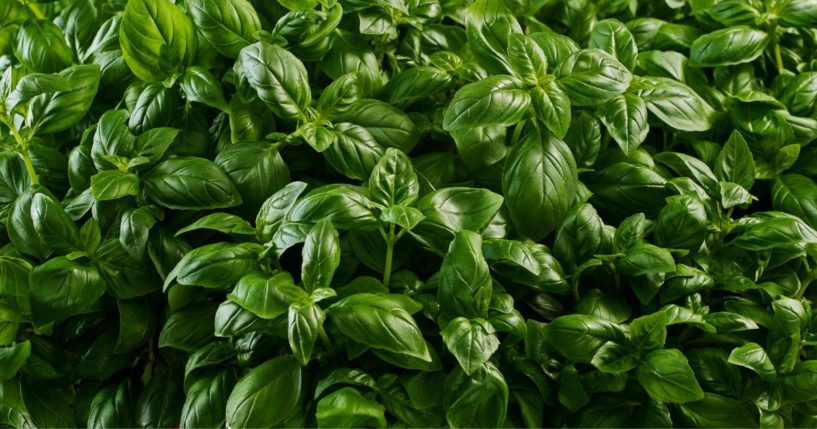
[318,326,335,354]
[796,259,815,299]
[774,42,784,73]
[510,120,526,147]
[23,0,45,19]
[3,118,39,185]
[382,223,396,287]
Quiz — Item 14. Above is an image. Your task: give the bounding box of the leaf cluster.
[1,0,817,428]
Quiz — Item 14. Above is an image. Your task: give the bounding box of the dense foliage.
[1,0,817,427]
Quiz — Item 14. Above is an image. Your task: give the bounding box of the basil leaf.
[120,0,197,81]
[635,349,705,404]
[226,356,303,428]
[187,0,261,59]
[234,42,311,121]
[442,75,531,131]
[690,26,769,67]
[503,128,578,241]
[143,157,242,210]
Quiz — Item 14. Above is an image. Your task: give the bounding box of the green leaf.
[323,123,384,181]
[715,130,755,190]
[676,393,756,427]
[629,311,668,353]
[591,341,639,373]
[315,387,386,428]
[8,65,101,134]
[227,271,305,319]
[728,342,776,381]
[256,181,308,241]
[234,42,311,121]
[120,0,197,81]
[441,317,500,376]
[158,302,218,351]
[29,256,106,326]
[181,370,235,429]
[90,170,139,201]
[180,66,229,111]
[481,238,540,276]
[554,49,633,106]
[558,364,589,412]
[383,67,454,109]
[442,75,531,131]
[772,174,817,228]
[288,303,325,366]
[143,157,242,210]
[779,0,817,27]
[546,314,625,363]
[327,293,431,362]
[654,194,708,250]
[411,187,503,252]
[635,349,705,404]
[596,93,648,155]
[134,127,180,165]
[588,19,638,71]
[301,219,341,292]
[175,213,256,236]
[586,162,670,220]
[22,382,76,428]
[332,99,418,152]
[31,192,83,255]
[119,206,160,259]
[503,128,578,241]
[0,257,31,317]
[14,20,73,73]
[444,363,509,428]
[368,148,419,207]
[165,242,262,289]
[507,33,548,86]
[438,231,493,318]
[187,0,261,58]
[464,0,521,75]
[0,341,30,380]
[553,203,605,272]
[690,26,769,67]
[618,243,676,276]
[633,76,716,132]
[214,142,290,214]
[531,82,571,139]
[379,206,425,231]
[288,185,378,231]
[226,356,303,428]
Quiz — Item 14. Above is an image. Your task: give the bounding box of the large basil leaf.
[439,230,492,318]
[441,317,499,376]
[29,257,106,326]
[225,356,303,428]
[635,349,705,404]
[442,75,531,131]
[234,42,311,121]
[143,157,242,210]
[444,363,509,428]
[327,293,431,362]
[464,0,521,75]
[689,26,769,67]
[120,0,197,81]
[554,49,632,106]
[503,128,578,241]
[633,77,716,132]
[596,93,648,155]
[187,0,261,59]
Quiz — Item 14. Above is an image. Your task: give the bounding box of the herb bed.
[1,0,817,427]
